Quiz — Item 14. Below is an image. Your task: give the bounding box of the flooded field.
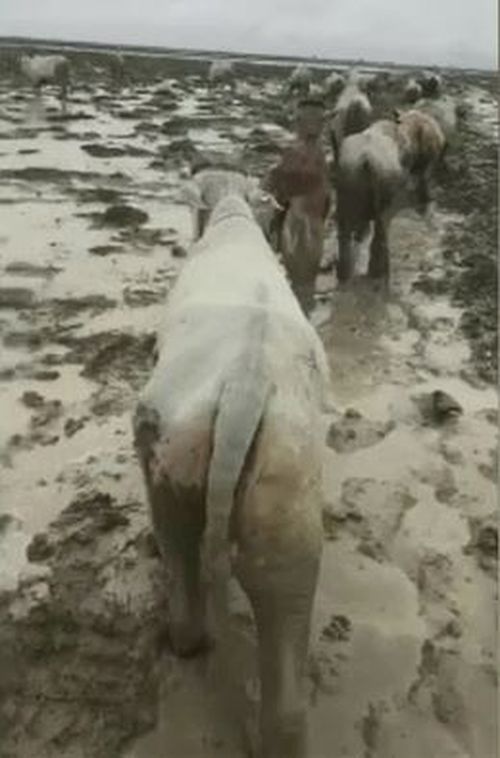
[0,48,497,758]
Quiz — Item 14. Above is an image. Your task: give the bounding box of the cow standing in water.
[264,98,331,316]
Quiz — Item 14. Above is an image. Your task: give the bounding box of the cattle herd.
[15,50,468,758]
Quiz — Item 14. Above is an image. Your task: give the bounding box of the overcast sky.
[1,0,496,69]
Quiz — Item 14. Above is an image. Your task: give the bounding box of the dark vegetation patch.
[435,93,497,383]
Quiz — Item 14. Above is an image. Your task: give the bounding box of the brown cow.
[395,108,447,211]
[264,98,331,315]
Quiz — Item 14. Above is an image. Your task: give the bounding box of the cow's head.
[181,170,282,240]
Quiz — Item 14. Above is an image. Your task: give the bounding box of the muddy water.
[0,62,497,758]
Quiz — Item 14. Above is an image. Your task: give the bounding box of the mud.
[0,45,497,758]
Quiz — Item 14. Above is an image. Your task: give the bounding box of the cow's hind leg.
[236,466,322,758]
[134,407,208,656]
[368,212,391,281]
[148,476,207,656]
[336,221,354,282]
[238,554,319,758]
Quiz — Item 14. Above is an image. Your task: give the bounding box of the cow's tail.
[361,155,394,219]
[204,299,273,632]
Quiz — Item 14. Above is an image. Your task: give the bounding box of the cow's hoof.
[168,623,210,658]
[335,267,353,285]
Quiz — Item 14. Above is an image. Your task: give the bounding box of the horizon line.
[0,33,495,74]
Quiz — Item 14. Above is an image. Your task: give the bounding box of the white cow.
[330,70,373,161]
[323,70,344,101]
[418,70,443,98]
[208,59,235,89]
[133,168,330,758]
[20,54,70,100]
[108,52,126,88]
[404,77,423,104]
[289,63,313,96]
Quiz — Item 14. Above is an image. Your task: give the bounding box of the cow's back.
[141,210,324,423]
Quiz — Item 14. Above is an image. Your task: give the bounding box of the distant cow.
[208,59,235,89]
[403,78,423,104]
[134,165,330,758]
[20,54,70,100]
[289,64,313,97]
[418,70,443,98]
[413,95,459,144]
[108,52,126,88]
[395,108,447,209]
[335,109,445,282]
[323,71,344,102]
[330,71,373,162]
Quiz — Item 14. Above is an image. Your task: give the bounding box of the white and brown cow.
[335,109,445,282]
[330,70,373,162]
[208,59,236,90]
[133,168,330,758]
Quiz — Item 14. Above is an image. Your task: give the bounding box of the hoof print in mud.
[171,243,187,258]
[26,532,55,563]
[30,399,63,428]
[326,408,395,453]
[64,416,88,438]
[432,390,463,421]
[414,390,463,425]
[321,614,352,643]
[21,390,45,408]
[464,517,498,577]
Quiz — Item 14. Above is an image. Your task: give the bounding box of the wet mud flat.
[0,47,497,758]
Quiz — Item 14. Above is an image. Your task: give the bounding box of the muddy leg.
[134,406,207,658]
[292,281,315,317]
[239,567,318,758]
[368,214,390,280]
[150,478,206,656]
[415,171,430,216]
[268,208,287,253]
[336,220,354,283]
[330,130,338,164]
[437,142,449,178]
[197,207,210,239]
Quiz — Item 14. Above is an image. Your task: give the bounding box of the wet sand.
[0,52,497,758]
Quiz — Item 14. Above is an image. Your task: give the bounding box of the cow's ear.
[179,179,207,209]
[245,177,283,210]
